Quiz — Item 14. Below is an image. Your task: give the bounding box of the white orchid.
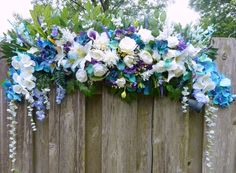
[193,73,216,92]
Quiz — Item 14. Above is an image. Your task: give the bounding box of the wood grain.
[85,94,102,173]
[152,97,189,173]
[0,38,236,173]
[202,38,236,173]
[0,59,11,173]
[102,88,137,173]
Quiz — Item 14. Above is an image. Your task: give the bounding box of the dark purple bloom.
[63,41,72,52]
[87,30,97,40]
[115,29,125,37]
[177,40,187,51]
[126,26,136,34]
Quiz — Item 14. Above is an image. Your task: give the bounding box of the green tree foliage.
[190,0,236,37]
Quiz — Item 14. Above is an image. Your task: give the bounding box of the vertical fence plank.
[102,89,137,173]
[152,98,189,173]
[76,92,86,173]
[0,59,11,173]
[59,92,82,173]
[15,102,33,173]
[49,88,60,173]
[85,94,102,173]
[136,96,153,173]
[202,38,236,173]
[34,116,49,173]
[187,111,204,173]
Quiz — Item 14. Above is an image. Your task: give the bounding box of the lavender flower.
[56,85,66,104]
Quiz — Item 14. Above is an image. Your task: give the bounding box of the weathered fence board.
[0,38,236,173]
[202,38,236,173]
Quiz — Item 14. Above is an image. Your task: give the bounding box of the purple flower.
[51,26,59,37]
[56,85,66,104]
[177,40,187,51]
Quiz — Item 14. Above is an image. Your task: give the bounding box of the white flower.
[123,55,135,68]
[103,50,119,67]
[139,50,153,64]
[18,53,35,67]
[183,44,201,57]
[152,50,161,61]
[163,50,180,60]
[220,78,231,87]
[152,61,166,73]
[193,73,216,92]
[116,77,126,88]
[20,79,36,90]
[141,70,154,81]
[58,28,76,44]
[166,61,186,82]
[12,85,24,94]
[194,92,210,103]
[89,49,105,61]
[68,41,92,71]
[167,36,179,48]
[137,28,154,43]
[119,37,137,55]
[27,47,39,54]
[76,69,88,82]
[94,32,109,50]
[11,56,21,70]
[93,64,108,77]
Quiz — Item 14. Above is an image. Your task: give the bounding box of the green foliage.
[66,78,96,96]
[190,0,236,38]
[35,72,52,89]
[165,85,182,100]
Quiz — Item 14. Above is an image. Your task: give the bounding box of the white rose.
[93,63,108,77]
[137,28,154,43]
[103,50,119,67]
[139,50,153,64]
[123,55,135,68]
[89,49,105,61]
[167,36,179,48]
[76,69,88,82]
[116,77,126,88]
[119,37,137,55]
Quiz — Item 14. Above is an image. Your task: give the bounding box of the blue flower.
[153,40,168,56]
[129,34,145,49]
[74,32,90,46]
[56,85,66,104]
[2,79,21,101]
[209,86,234,107]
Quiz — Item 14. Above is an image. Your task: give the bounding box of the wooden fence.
[0,38,236,173]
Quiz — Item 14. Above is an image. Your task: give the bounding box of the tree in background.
[190,0,236,38]
[31,0,169,34]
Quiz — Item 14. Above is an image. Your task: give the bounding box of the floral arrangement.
[0,4,235,172]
